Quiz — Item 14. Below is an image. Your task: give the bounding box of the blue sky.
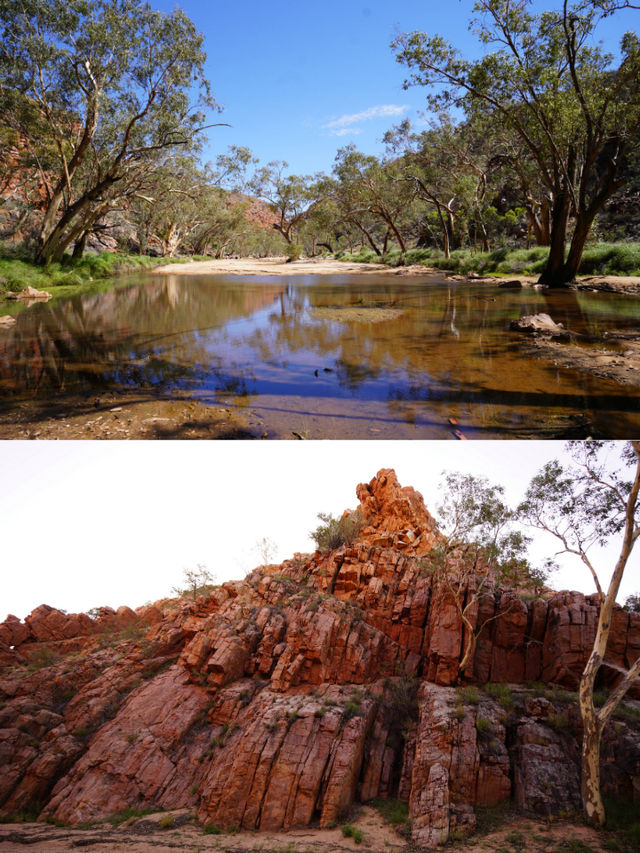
[151,0,638,177]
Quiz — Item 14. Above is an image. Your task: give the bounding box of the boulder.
[510,312,570,338]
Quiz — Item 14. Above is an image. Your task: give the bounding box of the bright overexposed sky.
[148,0,638,176]
[1,441,636,622]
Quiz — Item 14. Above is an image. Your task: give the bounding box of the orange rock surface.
[1,470,638,846]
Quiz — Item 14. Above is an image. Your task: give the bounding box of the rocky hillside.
[1,470,639,847]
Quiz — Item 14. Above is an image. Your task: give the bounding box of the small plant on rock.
[310,509,365,551]
[171,564,216,601]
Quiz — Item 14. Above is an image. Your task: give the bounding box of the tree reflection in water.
[1,271,639,438]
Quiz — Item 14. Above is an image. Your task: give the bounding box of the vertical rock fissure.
[252,725,289,830]
[328,555,346,595]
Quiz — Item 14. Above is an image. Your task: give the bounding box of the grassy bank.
[0,250,198,298]
[335,242,640,277]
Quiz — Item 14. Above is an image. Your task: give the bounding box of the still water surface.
[1,271,639,438]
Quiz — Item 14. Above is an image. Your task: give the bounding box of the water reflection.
[0,272,638,438]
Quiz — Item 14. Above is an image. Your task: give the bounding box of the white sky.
[1,441,636,622]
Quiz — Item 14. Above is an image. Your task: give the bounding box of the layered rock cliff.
[1,469,639,847]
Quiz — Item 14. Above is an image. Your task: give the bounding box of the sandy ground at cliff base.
[0,811,625,853]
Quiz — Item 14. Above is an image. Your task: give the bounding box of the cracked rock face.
[1,469,639,845]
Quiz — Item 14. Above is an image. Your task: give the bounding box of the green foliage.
[0,0,216,263]
[0,803,42,823]
[452,702,466,721]
[27,646,58,671]
[474,801,515,835]
[335,247,381,264]
[158,814,175,829]
[545,713,569,732]
[171,563,216,601]
[107,807,154,826]
[603,797,640,850]
[578,243,640,276]
[370,798,409,830]
[341,824,364,843]
[458,685,480,705]
[475,715,492,733]
[484,683,514,710]
[310,509,365,552]
[394,2,640,284]
[284,242,303,262]
[623,593,640,613]
[0,252,157,296]
[202,824,222,834]
[336,242,640,278]
[343,699,363,720]
[612,702,640,726]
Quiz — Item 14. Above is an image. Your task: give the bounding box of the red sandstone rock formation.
[0,470,638,846]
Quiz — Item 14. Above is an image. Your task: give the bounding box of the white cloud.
[323,103,409,133]
[329,127,364,137]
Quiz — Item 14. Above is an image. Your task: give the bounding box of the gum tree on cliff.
[0,0,216,264]
[393,0,640,286]
[431,473,550,677]
[519,440,640,827]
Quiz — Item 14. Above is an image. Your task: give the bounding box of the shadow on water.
[0,271,638,438]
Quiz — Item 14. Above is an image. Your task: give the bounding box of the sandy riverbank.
[154,257,640,292]
[154,257,397,276]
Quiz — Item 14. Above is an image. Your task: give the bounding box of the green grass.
[458,685,481,705]
[370,797,409,830]
[0,249,197,298]
[107,807,154,826]
[484,682,515,710]
[603,797,640,851]
[335,242,640,278]
[476,715,493,733]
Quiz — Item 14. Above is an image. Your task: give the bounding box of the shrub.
[476,716,493,733]
[159,814,175,829]
[343,698,363,720]
[203,824,222,834]
[284,242,303,262]
[484,682,514,710]
[28,646,58,671]
[458,685,480,705]
[310,510,365,551]
[341,823,363,843]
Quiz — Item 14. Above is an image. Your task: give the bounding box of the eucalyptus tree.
[249,161,321,246]
[332,145,417,255]
[0,0,216,264]
[384,116,500,256]
[520,441,640,827]
[393,0,640,286]
[428,472,550,678]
